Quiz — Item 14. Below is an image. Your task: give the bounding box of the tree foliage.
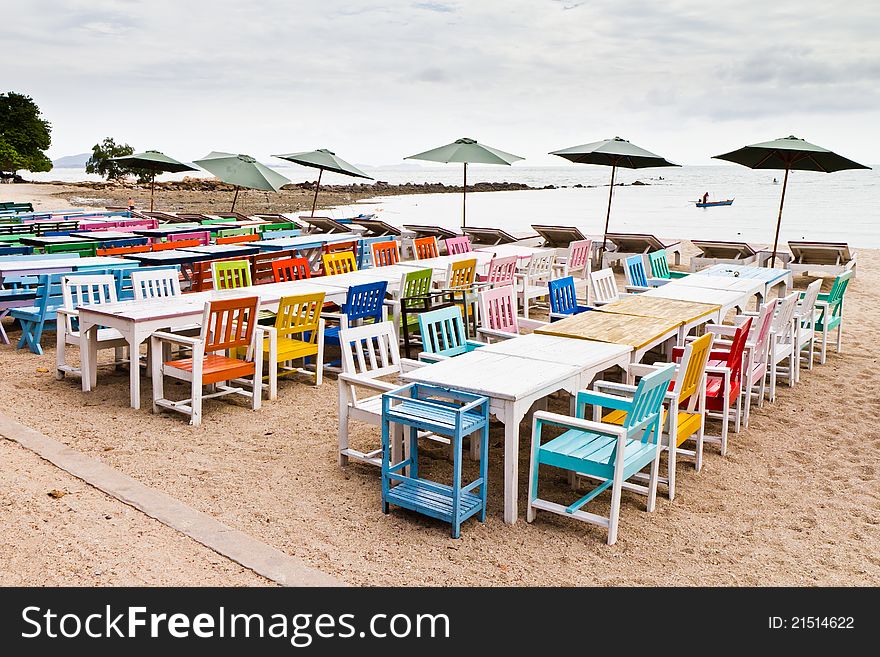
[85,137,136,181]
[0,92,53,174]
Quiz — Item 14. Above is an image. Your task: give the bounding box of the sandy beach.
[0,216,877,585]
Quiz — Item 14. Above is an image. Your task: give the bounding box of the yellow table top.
[596,295,720,323]
[536,311,682,350]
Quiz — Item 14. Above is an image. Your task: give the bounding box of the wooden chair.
[212,259,252,289]
[10,272,84,354]
[394,267,444,356]
[337,321,423,467]
[271,257,312,282]
[623,254,665,292]
[793,279,822,379]
[444,236,472,255]
[261,292,325,398]
[443,257,478,334]
[548,276,590,321]
[250,249,295,285]
[45,242,97,257]
[811,269,852,364]
[766,292,800,400]
[589,267,630,306]
[56,274,128,381]
[151,239,201,251]
[481,255,517,287]
[216,233,261,245]
[476,285,546,342]
[527,363,677,544]
[96,244,151,256]
[216,227,255,239]
[322,251,358,276]
[323,280,389,368]
[370,240,400,268]
[150,296,263,426]
[319,240,359,274]
[416,306,485,363]
[648,249,688,281]
[131,267,182,300]
[170,230,210,245]
[413,236,439,260]
[599,333,714,500]
[514,251,555,317]
[553,238,592,281]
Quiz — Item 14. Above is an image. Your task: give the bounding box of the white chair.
[589,268,631,306]
[476,284,546,342]
[793,279,822,381]
[766,292,800,401]
[514,251,555,317]
[56,274,128,381]
[131,268,182,300]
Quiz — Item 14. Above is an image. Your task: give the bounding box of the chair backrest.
[338,321,402,380]
[590,268,620,304]
[130,267,182,301]
[171,231,210,245]
[622,363,677,439]
[477,285,520,335]
[216,227,255,238]
[272,256,312,282]
[201,296,259,358]
[417,306,469,358]
[258,222,296,233]
[444,236,472,255]
[399,267,434,299]
[648,250,671,279]
[45,242,97,257]
[211,259,252,289]
[723,317,752,386]
[672,332,714,407]
[548,276,579,315]
[750,300,777,368]
[370,240,400,268]
[772,292,800,345]
[525,252,555,282]
[827,270,853,311]
[216,233,261,245]
[78,221,116,231]
[322,251,358,275]
[0,246,33,255]
[624,255,649,288]
[62,273,118,311]
[343,280,388,323]
[798,279,822,324]
[322,239,359,261]
[413,236,439,260]
[261,229,300,240]
[485,255,518,286]
[274,292,324,343]
[567,239,592,274]
[96,244,151,256]
[445,257,477,290]
[152,239,200,251]
[250,249,295,285]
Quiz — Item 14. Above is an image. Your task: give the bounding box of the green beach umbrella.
[405,137,524,228]
[109,150,197,211]
[550,136,679,258]
[272,148,373,217]
[713,136,870,266]
[193,151,291,211]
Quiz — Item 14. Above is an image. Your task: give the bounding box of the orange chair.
[272,257,312,282]
[150,296,264,426]
[216,233,261,245]
[96,244,151,256]
[152,239,201,251]
[413,236,439,260]
[370,240,400,267]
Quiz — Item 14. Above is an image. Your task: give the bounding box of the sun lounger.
[690,240,759,272]
[531,224,592,248]
[351,217,403,237]
[461,226,538,246]
[787,241,856,278]
[603,233,682,268]
[403,224,460,240]
[300,216,351,234]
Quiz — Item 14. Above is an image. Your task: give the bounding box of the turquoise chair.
[810,269,852,364]
[527,363,676,544]
[623,254,665,292]
[416,306,484,363]
[648,249,689,281]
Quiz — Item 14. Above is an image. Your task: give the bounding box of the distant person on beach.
[128,197,134,211]
[701,192,709,204]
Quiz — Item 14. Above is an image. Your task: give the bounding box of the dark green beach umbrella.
[272,148,372,217]
[193,151,291,211]
[109,150,197,211]
[550,136,679,258]
[405,137,524,228]
[713,136,870,266]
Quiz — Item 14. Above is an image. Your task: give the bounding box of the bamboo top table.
[596,294,722,338]
[536,310,681,354]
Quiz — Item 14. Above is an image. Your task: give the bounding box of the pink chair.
[170,230,210,245]
[117,218,159,229]
[480,255,517,286]
[475,285,546,342]
[444,236,472,255]
[78,221,118,231]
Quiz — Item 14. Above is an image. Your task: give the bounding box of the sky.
[6,0,880,166]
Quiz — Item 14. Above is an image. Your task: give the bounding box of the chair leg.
[338,390,350,467]
[836,323,843,354]
[55,318,66,380]
[190,380,202,427]
[646,447,661,513]
[252,353,263,411]
[607,471,624,546]
[721,396,730,457]
[150,342,164,415]
[666,419,677,501]
[769,362,777,402]
[527,418,540,523]
[315,338,324,387]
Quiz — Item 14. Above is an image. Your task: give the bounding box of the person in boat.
[701,192,709,204]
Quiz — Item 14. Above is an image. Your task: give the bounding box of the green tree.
[85,137,135,181]
[0,92,52,175]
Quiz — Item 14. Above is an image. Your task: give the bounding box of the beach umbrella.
[550,136,678,259]
[405,137,524,228]
[193,151,291,211]
[109,150,197,211]
[272,148,372,217]
[713,136,870,266]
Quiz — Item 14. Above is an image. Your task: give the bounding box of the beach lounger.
[786,241,856,278]
[690,240,759,272]
[461,226,538,246]
[603,233,682,268]
[403,224,460,240]
[300,216,351,234]
[351,217,403,237]
[531,224,591,248]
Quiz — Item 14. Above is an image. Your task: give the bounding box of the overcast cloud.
[6,0,879,165]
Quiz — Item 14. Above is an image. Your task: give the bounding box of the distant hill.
[52,153,90,167]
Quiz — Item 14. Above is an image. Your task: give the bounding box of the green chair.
[45,242,98,257]
[810,269,852,364]
[211,259,252,289]
[217,227,255,238]
[648,249,689,280]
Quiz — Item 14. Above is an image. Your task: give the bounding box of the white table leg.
[127,328,144,410]
[502,403,520,525]
[79,322,96,392]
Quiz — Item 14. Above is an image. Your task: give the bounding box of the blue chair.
[261,229,301,240]
[323,280,389,364]
[416,306,484,362]
[548,276,591,321]
[623,254,665,293]
[0,246,33,256]
[527,363,676,544]
[381,383,490,538]
[357,236,387,269]
[102,237,149,249]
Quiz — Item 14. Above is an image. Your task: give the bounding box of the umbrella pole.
[310,169,323,217]
[770,165,790,268]
[150,171,155,212]
[462,162,467,229]
[231,186,240,212]
[599,165,616,263]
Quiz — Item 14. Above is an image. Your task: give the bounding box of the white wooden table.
[642,284,751,320]
[397,252,494,277]
[402,338,631,524]
[77,281,341,409]
[475,244,552,260]
[698,264,793,300]
[664,274,765,307]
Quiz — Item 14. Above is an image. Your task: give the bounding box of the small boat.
[694,198,734,208]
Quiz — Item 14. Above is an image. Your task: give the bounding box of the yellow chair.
[598,332,714,500]
[322,251,358,276]
[444,257,478,334]
[262,292,325,399]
